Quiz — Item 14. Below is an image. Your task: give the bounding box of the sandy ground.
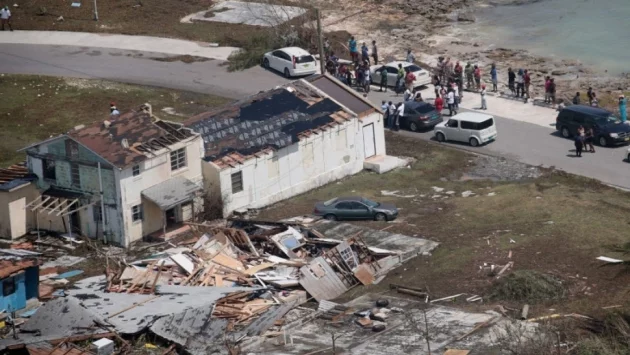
[317,0,630,110]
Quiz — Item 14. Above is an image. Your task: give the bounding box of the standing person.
[454,61,463,87]
[379,67,388,92]
[361,42,370,64]
[591,93,599,107]
[524,70,531,98]
[465,62,473,90]
[371,40,378,65]
[406,49,415,63]
[574,135,583,157]
[585,127,595,153]
[445,58,454,82]
[452,81,460,110]
[1,6,12,31]
[544,76,551,103]
[447,89,456,116]
[587,87,595,106]
[388,101,396,128]
[348,36,358,62]
[548,78,557,106]
[490,64,498,93]
[474,65,481,91]
[577,125,585,137]
[480,84,487,110]
[508,68,516,95]
[433,74,441,93]
[405,68,416,92]
[395,102,404,131]
[413,91,423,102]
[573,92,581,105]
[381,100,389,127]
[434,90,444,114]
[395,63,405,93]
[344,67,353,87]
[363,65,371,93]
[516,69,525,97]
[323,37,331,57]
[619,95,627,123]
[403,87,412,101]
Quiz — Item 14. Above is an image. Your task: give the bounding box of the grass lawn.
[256,132,630,318]
[0,75,231,167]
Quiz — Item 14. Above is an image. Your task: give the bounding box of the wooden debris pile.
[212,291,277,329]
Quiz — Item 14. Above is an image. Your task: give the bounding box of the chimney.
[103,120,111,129]
[121,138,129,149]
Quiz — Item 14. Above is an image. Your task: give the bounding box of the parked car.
[314,197,398,221]
[434,112,497,147]
[370,61,431,89]
[400,101,443,132]
[556,105,630,147]
[262,47,318,78]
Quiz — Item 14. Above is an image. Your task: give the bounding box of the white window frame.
[231,171,243,194]
[170,148,187,171]
[131,204,143,222]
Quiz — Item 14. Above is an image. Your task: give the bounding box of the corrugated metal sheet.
[308,75,376,117]
[141,176,201,210]
[299,256,349,301]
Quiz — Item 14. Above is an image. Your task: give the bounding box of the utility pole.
[315,8,325,75]
[93,0,99,21]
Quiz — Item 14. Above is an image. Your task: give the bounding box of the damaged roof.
[67,109,197,169]
[0,162,37,192]
[141,176,202,210]
[307,74,380,118]
[184,79,354,169]
[0,259,38,279]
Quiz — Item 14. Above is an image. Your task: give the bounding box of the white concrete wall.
[217,118,375,215]
[117,136,204,246]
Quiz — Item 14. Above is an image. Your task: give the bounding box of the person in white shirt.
[447,89,456,116]
[403,88,412,101]
[395,102,405,131]
[1,6,12,31]
[480,84,487,110]
[452,82,460,109]
[406,49,415,64]
[388,102,396,129]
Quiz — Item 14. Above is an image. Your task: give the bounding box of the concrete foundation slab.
[190,1,307,27]
[364,155,409,174]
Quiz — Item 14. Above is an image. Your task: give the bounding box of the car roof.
[450,112,494,123]
[562,105,611,116]
[278,47,311,56]
[335,196,364,202]
[384,61,425,70]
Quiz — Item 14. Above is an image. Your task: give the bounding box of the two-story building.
[22,105,204,247]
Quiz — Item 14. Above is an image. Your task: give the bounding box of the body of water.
[472,0,630,75]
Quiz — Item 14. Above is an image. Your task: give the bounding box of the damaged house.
[0,163,38,240]
[186,75,387,216]
[20,105,205,247]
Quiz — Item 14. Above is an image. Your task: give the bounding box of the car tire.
[598,136,608,147]
[263,58,270,69]
[284,68,291,78]
[561,126,571,138]
[374,213,387,221]
[409,122,419,132]
[436,132,446,142]
[469,137,480,147]
[324,214,337,221]
[627,153,630,162]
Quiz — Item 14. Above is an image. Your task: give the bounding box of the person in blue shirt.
[348,36,358,62]
[490,64,498,93]
[361,42,369,64]
[619,95,627,123]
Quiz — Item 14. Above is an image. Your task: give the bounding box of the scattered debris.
[461,191,475,197]
[597,256,624,264]
[431,293,465,303]
[431,186,445,192]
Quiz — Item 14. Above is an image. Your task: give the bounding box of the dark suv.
[400,101,443,132]
[556,105,630,147]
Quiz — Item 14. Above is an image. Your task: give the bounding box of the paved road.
[1,44,629,188]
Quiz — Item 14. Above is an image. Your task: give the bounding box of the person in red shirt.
[524,69,531,98]
[434,89,444,114]
[405,69,416,91]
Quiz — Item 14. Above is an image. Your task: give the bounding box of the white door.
[363,124,376,158]
[9,198,27,239]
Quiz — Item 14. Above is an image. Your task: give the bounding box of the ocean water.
[472,0,630,75]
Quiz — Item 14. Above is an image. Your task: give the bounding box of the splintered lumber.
[107,295,159,319]
[456,317,496,341]
[395,287,427,298]
[496,262,514,279]
[244,263,276,276]
[215,275,224,287]
[150,265,163,294]
[430,294,464,303]
[389,284,424,293]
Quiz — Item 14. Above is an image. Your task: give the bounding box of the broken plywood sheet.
[211,252,246,272]
[353,264,375,285]
[245,262,276,276]
[299,256,349,301]
[170,253,196,274]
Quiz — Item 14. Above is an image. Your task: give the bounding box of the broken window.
[70,163,80,188]
[2,277,15,296]
[339,246,358,271]
[132,204,143,222]
[132,165,140,177]
[65,140,79,158]
[93,206,102,222]
[43,159,56,180]
[170,148,187,171]
[231,171,243,194]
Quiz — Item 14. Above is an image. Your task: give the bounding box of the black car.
[400,101,443,132]
[556,105,630,147]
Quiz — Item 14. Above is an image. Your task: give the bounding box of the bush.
[490,270,565,303]
[227,35,276,72]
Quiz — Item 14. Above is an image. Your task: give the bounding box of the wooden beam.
[56,199,78,216]
[30,196,52,211]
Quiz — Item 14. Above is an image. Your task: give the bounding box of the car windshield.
[595,115,620,125]
[406,64,422,72]
[295,55,315,64]
[323,198,338,206]
[362,198,380,208]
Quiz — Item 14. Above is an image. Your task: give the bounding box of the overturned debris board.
[353,264,375,285]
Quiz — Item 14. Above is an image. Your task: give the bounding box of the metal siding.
[0,272,27,312]
[309,76,373,116]
[299,256,349,301]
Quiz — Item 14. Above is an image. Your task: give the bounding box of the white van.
[434,112,497,147]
